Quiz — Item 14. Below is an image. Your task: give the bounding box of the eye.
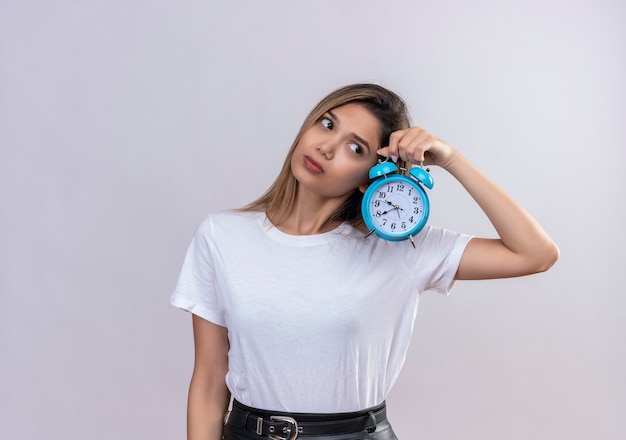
[349,143,364,155]
[321,117,333,130]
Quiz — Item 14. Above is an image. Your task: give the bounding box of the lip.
[303,155,324,173]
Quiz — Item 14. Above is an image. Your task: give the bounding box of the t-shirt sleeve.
[169,217,225,326]
[415,227,472,295]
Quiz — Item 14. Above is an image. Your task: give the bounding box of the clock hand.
[380,208,403,218]
[383,200,404,211]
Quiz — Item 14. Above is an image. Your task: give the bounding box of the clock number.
[374,200,380,207]
[413,196,419,204]
[401,222,406,230]
[391,223,396,230]
[396,184,405,191]
[382,219,388,226]
[386,185,394,193]
[409,216,414,223]
[379,191,386,199]
[375,210,382,218]
[413,207,420,214]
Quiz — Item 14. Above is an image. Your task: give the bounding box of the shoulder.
[188,211,265,258]
[360,225,471,267]
[344,224,469,251]
[197,210,264,232]
[415,225,471,247]
[410,225,472,259]
[189,211,264,248]
[333,224,460,258]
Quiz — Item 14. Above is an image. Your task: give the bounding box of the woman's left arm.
[381,127,560,280]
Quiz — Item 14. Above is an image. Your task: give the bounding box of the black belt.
[226,399,387,440]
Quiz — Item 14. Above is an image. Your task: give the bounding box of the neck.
[274,187,350,235]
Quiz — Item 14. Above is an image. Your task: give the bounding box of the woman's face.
[291,102,382,200]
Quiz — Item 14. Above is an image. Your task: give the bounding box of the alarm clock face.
[363,175,429,240]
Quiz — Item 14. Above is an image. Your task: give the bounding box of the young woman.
[170,84,559,440]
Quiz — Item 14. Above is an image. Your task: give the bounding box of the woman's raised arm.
[380,127,559,280]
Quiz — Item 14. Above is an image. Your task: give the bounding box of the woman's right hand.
[377,126,457,169]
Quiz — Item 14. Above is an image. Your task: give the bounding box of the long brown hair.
[241,83,412,232]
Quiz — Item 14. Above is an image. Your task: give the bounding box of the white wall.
[1,1,624,439]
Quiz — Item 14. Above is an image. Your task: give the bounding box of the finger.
[387,127,436,163]
[386,129,410,159]
[392,135,425,163]
[375,146,399,163]
[407,130,440,163]
[376,146,390,157]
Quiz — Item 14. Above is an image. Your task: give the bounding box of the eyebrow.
[327,110,372,153]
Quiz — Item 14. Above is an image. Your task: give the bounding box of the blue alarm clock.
[361,160,434,246]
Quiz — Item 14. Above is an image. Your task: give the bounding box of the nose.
[317,140,338,159]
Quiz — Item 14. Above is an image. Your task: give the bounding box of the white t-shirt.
[170,210,471,413]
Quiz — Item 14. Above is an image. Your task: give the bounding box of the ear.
[358,183,369,194]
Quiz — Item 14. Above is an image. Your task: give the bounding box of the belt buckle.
[269,415,299,440]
